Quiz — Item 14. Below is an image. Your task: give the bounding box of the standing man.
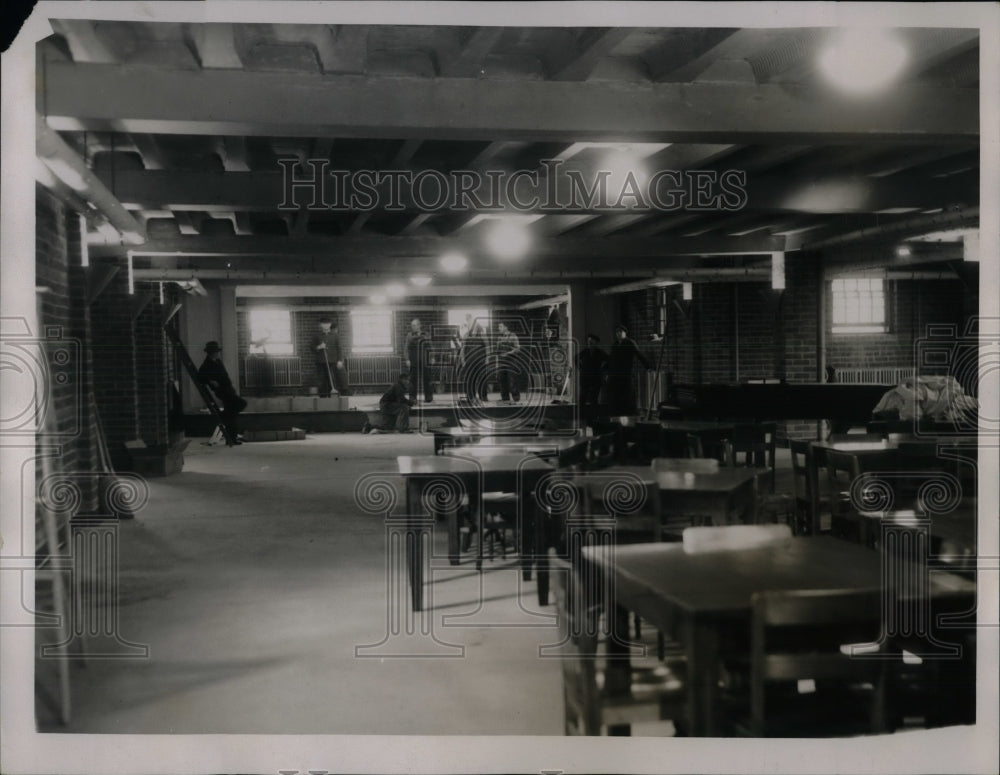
[604,324,651,416]
[365,372,414,434]
[461,313,489,402]
[198,341,248,442]
[495,322,522,403]
[404,318,434,404]
[314,318,351,397]
[578,333,608,413]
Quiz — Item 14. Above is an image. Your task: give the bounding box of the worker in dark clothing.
[198,341,247,441]
[495,322,522,402]
[460,313,490,402]
[314,318,351,397]
[365,372,414,434]
[578,333,608,412]
[404,318,434,403]
[603,324,651,416]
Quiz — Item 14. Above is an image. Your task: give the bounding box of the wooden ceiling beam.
[44,62,978,143]
[50,20,118,64]
[92,232,785,261]
[438,28,504,77]
[97,167,977,216]
[550,28,633,81]
[186,23,244,69]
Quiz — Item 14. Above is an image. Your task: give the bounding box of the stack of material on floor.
[242,428,307,442]
[872,376,977,423]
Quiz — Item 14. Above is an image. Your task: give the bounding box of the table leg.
[471,487,483,571]
[520,488,534,582]
[683,617,720,736]
[405,478,424,612]
[535,507,550,606]
[447,505,460,565]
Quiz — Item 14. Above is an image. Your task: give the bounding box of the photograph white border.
[2,2,998,773]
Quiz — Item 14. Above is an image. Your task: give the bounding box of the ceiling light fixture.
[486,220,531,262]
[895,245,912,257]
[818,28,908,96]
[439,252,468,274]
[410,274,433,287]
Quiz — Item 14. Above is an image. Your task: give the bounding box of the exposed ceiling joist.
[36,114,146,243]
[43,62,978,143]
[438,28,504,77]
[551,28,633,80]
[235,283,565,298]
[92,232,785,260]
[186,23,244,69]
[802,206,979,250]
[95,167,975,216]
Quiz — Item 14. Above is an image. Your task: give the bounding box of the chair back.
[651,457,719,473]
[587,433,619,469]
[692,428,734,466]
[588,480,662,543]
[824,449,861,517]
[557,439,591,470]
[681,524,791,554]
[748,588,887,736]
[789,439,822,535]
[732,423,777,492]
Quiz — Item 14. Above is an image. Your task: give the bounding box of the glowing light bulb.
[818,29,908,96]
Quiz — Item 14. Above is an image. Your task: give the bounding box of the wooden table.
[608,464,764,525]
[440,436,587,460]
[581,537,975,736]
[533,464,766,606]
[432,426,579,454]
[397,453,552,611]
[857,503,977,559]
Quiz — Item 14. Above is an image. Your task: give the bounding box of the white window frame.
[447,307,491,333]
[247,308,294,355]
[350,308,394,353]
[830,277,888,334]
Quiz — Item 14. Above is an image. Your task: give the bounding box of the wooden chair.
[687,428,734,466]
[789,439,830,535]
[557,438,591,471]
[586,433,619,469]
[825,448,894,545]
[552,556,686,736]
[719,589,889,737]
[824,449,864,544]
[732,423,777,492]
[586,480,663,544]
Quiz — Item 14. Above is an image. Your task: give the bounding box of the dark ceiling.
[35,21,980,298]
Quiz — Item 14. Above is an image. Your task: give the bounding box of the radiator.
[835,366,914,385]
[345,355,402,387]
[241,356,302,388]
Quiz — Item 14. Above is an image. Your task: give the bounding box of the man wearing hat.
[198,341,248,441]
[604,324,651,416]
[364,371,414,434]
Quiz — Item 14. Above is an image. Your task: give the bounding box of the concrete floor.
[42,433,797,735]
[44,432,565,734]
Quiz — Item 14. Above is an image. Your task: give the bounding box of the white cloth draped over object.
[872,376,978,423]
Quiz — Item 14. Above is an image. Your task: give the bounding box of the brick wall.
[826,279,966,376]
[134,285,172,447]
[35,187,101,510]
[89,258,140,468]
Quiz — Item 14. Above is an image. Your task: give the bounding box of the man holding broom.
[314,318,352,397]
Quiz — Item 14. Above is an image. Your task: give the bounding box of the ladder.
[164,324,238,446]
